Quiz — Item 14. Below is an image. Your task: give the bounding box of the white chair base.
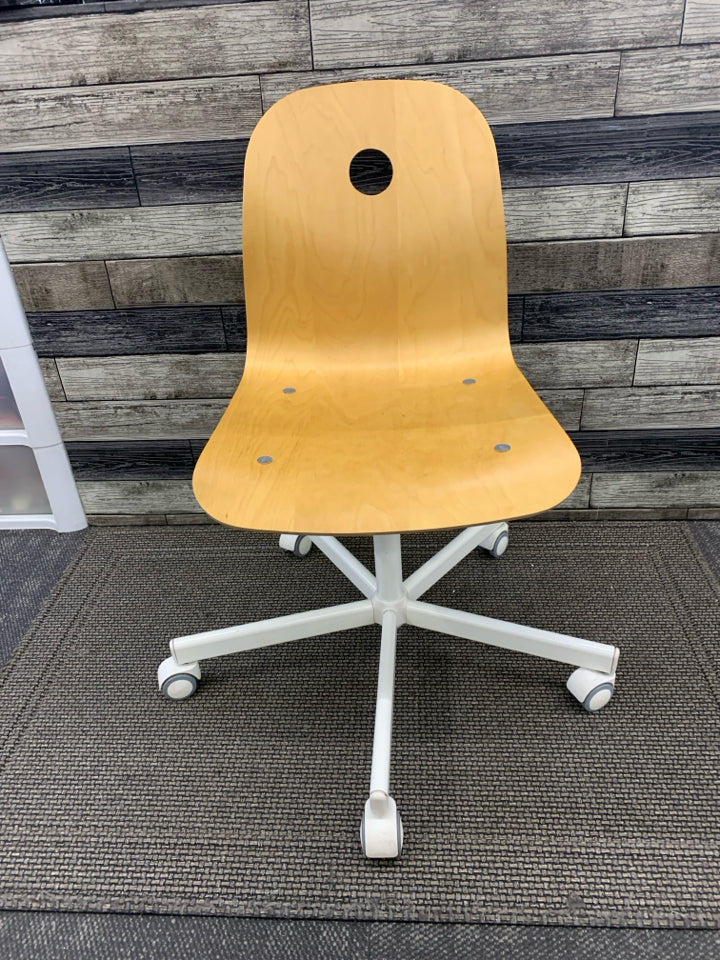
[158,524,619,858]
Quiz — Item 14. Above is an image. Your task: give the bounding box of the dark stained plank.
[220,304,248,351]
[494,112,720,188]
[0,146,137,213]
[309,0,683,69]
[0,77,262,153]
[570,428,720,472]
[522,287,720,341]
[508,234,720,293]
[262,54,620,125]
[12,260,114,311]
[27,306,227,357]
[616,44,720,116]
[106,254,244,307]
[131,140,247,206]
[66,440,195,480]
[507,296,522,342]
[0,2,311,90]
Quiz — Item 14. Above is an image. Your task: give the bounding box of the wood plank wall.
[1,0,718,524]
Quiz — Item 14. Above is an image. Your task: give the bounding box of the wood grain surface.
[0,77,262,154]
[67,440,196,480]
[76,479,201,514]
[11,260,114,311]
[514,340,637,388]
[504,184,626,242]
[1,203,242,262]
[634,337,720,385]
[28,307,229,358]
[682,0,720,43]
[522,287,720,341]
[573,428,720,472]
[308,0,682,68]
[581,386,720,429]
[508,234,720,293]
[0,1,310,90]
[106,255,244,307]
[131,140,247,206]
[261,53,621,124]
[591,471,720,507]
[53,399,227,441]
[0,147,136,214]
[617,44,720,116]
[625,178,720,236]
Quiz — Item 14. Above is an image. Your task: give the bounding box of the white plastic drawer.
[0,356,23,430]
[0,445,51,515]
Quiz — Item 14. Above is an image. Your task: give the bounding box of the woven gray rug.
[0,523,719,927]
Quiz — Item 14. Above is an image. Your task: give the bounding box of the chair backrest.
[242,80,510,374]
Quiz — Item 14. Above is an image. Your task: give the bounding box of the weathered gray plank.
[504,185,626,242]
[76,479,201,514]
[556,475,591,509]
[0,77,261,154]
[0,2,310,90]
[616,44,720,116]
[634,337,720,386]
[591,471,720,507]
[682,0,720,43]
[515,340,637,389]
[56,354,245,401]
[309,0,683,69]
[11,260,114,311]
[581,386,720,429]
[508,234,720,293]
[38,358,64,401]
[1,203,242,263]
[261,53,620,125]
[625,178,720,236]
[106,255,244,307]
[535,390,584,431]
[53,399,227,441]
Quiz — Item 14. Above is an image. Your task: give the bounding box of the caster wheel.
[158,656,201,700]
[489,530,509,558]
[278,534,313,557]
[567,667,615,712]
[360,792,403,858]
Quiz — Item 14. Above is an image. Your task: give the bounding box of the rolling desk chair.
[157,80,619,859]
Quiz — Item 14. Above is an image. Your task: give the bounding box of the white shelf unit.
[0,240,86,532]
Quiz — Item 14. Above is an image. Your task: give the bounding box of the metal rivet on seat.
[283,387,296,394]
[463,378,477,385]
[257,455,274,464]
[495,443,511,452]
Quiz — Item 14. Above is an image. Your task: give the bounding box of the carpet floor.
[0,523,718,928]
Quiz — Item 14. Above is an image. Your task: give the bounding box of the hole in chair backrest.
[349,148,393,195]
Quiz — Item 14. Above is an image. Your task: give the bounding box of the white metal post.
[373,534,404,603]
[369,609,398,797]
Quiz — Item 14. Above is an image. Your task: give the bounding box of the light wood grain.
[0,1,310,90]
[309,0,683,69]
[634,337,720,386]
[106,255,244,307]
[682,0,720,43]
[196,80,582,534]
[261,53,620,124]
[581,386,720,429]
[625,178,720,236]
[76,479,201,514]
[515,341,637,389]
[56,354,245,401]
[0,77,261,154]
[616,44,720,116]
[504,185,626,242]
[591,471,720,507]
[53,400,227,441]
[38,358,64,401]
[1,203,242,263]
[508,234,720,293]
[12,260,114,311]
